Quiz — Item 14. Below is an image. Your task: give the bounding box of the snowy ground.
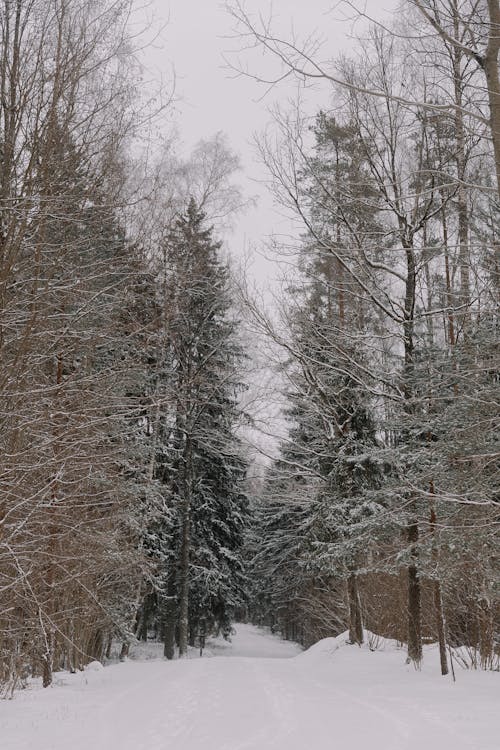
[1,624,498,750]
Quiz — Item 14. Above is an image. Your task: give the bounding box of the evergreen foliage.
[136,200,250,656]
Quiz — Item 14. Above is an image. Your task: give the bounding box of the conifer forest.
[0,2,498,746]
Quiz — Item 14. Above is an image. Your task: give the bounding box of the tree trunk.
[485,0,500,201]
[347,573,364,645]
[478,591,494,670]
[41,632,53,689]
[440,199,456,348]
[42,659,52,688]
[429,499,449,676]
[450,12,471,333]
[403,240,423,667]
[189,623,197,648]
[484,0,500,292]
[433,579,449,676]
[163,573,177,660]
[177,433,193,658]
[407,519,422,666]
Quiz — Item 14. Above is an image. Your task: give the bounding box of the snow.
[202,623,302,659]
[1,624,498,750]
[84,660,104,672]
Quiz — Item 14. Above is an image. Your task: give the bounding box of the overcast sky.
[139,1,396,458]
[143,0,396,288]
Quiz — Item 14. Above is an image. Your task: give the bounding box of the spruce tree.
[154,199,249,657]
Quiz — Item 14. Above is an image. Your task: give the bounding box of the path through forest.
[1,624,498,750]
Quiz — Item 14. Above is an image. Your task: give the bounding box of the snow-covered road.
[1,624,498,750]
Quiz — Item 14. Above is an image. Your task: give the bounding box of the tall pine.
[153,200,249,657]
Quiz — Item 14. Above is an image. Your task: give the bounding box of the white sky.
[142,0,396,289]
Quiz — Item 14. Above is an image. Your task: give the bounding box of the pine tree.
[151,199,249,657]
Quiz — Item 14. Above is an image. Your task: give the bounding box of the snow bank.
[84,660,104,672]
[297,629,397,663]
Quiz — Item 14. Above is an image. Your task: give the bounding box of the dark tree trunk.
[402,240,423,667]
[189,623,197,648]
[138,614,148,642]
[163,574,177,660]
[433,579,449,676]
[407,519,422,666]
[430,499,449,676]
[177,432,193,658]
[484,0,500,200]
[137,591,155,642]
[347,573,364,645]
[42,650,52,688]
[90,630,104,662]
[478,594,494,670]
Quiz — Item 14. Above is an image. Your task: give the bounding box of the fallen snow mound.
[296,635,343,662]
[84,660,104,672]
[298,630,395,663]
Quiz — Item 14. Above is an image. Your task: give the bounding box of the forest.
[0,0,498,701]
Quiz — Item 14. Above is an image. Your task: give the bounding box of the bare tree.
[0,0,166,691]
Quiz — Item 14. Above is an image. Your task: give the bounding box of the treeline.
[238,1,499,671]
[0,0,249,694]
